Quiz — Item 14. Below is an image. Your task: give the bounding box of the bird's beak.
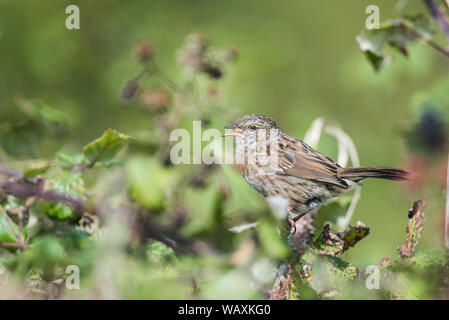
[222,125,243,137]
[222,132,244,137]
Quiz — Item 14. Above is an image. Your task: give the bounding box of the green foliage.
[0,208,23,244]
[125,156,172,210]
[258,219,290,260]
[0,99,70,158]
[22,161,53,179]
[1,0,448,299]
[357,14,434,71]
[83,129,131,165]
[41,171,86,220]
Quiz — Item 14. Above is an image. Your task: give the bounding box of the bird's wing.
[278,137,349,189]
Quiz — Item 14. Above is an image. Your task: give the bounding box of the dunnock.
[223,114,408,218]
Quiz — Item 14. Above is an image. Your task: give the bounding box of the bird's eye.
[249,125,257,131]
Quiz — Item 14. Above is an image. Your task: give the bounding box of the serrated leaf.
[83,129,130,164]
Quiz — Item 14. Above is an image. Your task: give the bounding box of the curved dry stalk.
[303,118,362,231]
[303,117,325,149]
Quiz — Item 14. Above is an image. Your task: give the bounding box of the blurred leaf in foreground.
[0,207,23,244]
[357,14,434,71]
[41,171,86,220]
[125,156,172,210]
[0,98,70,157]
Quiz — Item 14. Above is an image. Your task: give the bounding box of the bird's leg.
[288,216,296,235]
[287,206,306,235]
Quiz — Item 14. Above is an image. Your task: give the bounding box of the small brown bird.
[223,114,408,218]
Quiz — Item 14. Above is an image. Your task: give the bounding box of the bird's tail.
[338,166,409,181]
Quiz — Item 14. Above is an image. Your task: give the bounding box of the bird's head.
[222,114,282,139]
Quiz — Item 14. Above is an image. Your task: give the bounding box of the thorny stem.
[423,0,449,46]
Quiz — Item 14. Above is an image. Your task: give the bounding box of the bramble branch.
[423,0,449,46]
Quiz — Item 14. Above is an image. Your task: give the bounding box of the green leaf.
[311,222,370,257]
[41,171,86,220]
[16,236,68,278]
[30,100,70,136]
[313,195,352,228]
[146,240,178,265]
[83,129,130,164]
[125,156,172,210]
[220,165,268,214]
[0,210,21,244]
[0,98,70,157]
[258,219,290,259]
[357,14,434,71]
[380,248,449,300]
[56,152,87,170]
[299,251,360,297]
[182,184,221,236]
[22,160,53,178]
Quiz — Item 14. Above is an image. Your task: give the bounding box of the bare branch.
[0,242,29,249]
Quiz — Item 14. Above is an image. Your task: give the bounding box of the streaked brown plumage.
[223,114,408,216]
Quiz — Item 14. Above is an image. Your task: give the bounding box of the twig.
[0,242,29,249]
[423,0,449,46]
[153,66,179,92]
[444,156,449,249]
[395,19,449,57]
[0,180,86,213]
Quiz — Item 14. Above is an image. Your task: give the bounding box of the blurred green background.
[0,0,448,299]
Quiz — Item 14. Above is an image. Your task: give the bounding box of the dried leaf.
[312,222,370,257]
